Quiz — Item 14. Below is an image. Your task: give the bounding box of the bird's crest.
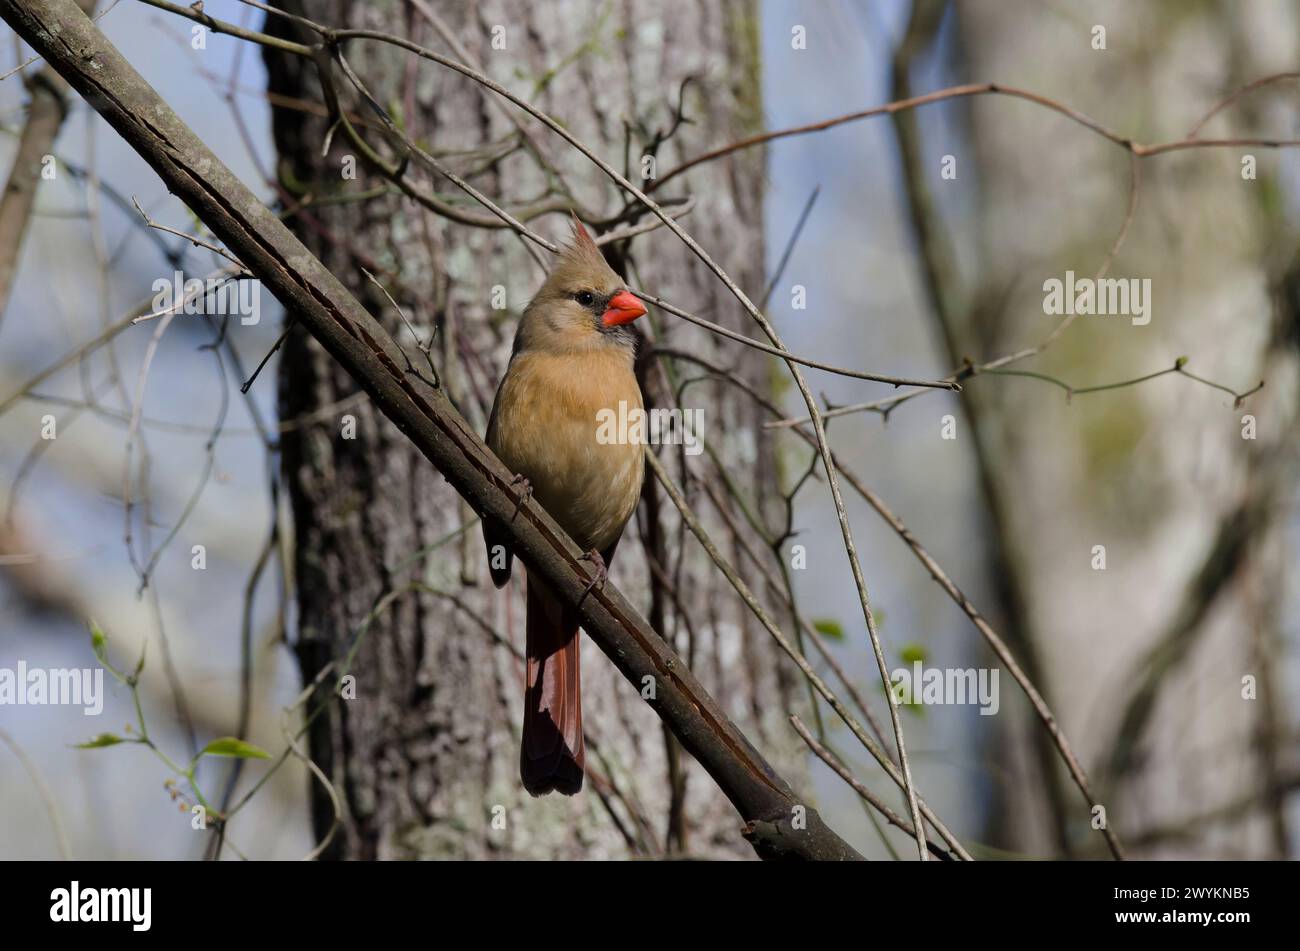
[551,213,613,283]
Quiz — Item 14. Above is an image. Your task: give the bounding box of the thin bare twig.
[790,715,956,861]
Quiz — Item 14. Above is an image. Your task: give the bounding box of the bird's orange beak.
[602,290,647,327]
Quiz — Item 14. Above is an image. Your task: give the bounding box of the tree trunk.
[951,0,1299,857]
[264,0,798,859]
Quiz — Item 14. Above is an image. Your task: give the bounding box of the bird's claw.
[579,548,608,603]
[509,474,532,519]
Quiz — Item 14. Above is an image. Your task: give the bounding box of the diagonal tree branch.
[0,0,864,861]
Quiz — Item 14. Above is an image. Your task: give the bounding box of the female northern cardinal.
[484,219,647,795]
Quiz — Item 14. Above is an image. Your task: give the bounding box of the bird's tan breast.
[489,349,644,552]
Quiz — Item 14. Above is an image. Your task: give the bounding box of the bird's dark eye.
[575,291,595,307]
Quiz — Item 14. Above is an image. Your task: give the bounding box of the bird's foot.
[578,548,608,603]
[509,474,532,519]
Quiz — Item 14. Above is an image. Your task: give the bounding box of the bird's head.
[516,217,647,355]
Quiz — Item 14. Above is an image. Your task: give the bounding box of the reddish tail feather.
[521,574,584,795]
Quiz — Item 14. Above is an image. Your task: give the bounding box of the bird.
[484,217,647,796]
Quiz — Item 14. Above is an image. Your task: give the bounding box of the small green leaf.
[88,620,128,683]
[198,737,270,760]
[899,643,928,665]
[77,733,126,749]
[812,618,844,641]
[89,620,108,666]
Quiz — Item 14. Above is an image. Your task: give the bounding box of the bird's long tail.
[521,574,584,795]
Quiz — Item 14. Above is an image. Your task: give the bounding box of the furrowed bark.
[262,0,798,860]
[0,0,861,861]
